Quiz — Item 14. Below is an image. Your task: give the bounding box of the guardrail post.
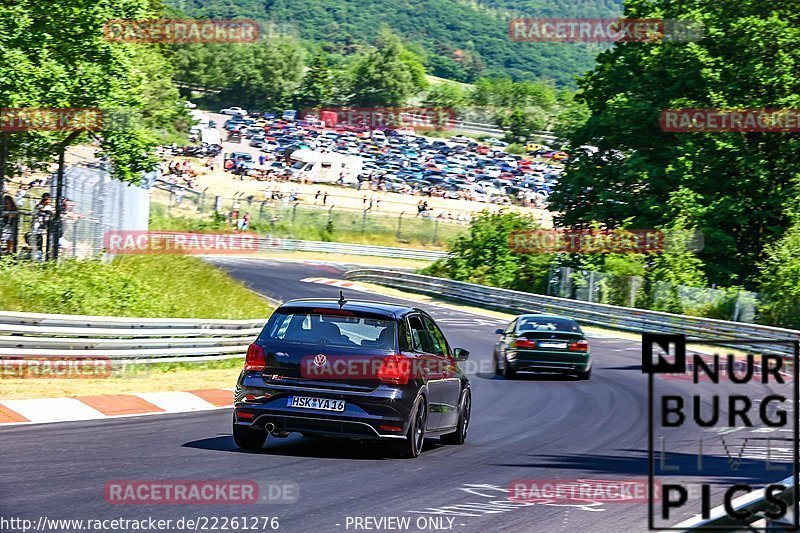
[199,188,207,213]
[396,211,404,239]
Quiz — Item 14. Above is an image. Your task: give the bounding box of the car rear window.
[517,317,581,333]
[259,311,396,350]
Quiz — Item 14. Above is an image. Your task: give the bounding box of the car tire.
[441,389,471,445]
[392,395,427,459]
[233,419,268,450]
[493,351,501,375]
[501,356,516,380]
[577,368,592,381]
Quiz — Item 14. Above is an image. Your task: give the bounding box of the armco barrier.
[344,269,800,357]
[0,311,266,364]
[344,269,800,530]
[259,237,447,262]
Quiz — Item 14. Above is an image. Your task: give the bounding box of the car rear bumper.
[233,383,416,440]
[509,349,591,373]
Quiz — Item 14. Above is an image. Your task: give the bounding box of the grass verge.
[149,202,461,249]
[0,255,272,318]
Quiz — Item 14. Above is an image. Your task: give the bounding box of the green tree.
[423,82,469,111]
[552,91,590,140]
[349,34,428,107]
[295,53,335,109]
[172,37,305,111]
[0,0,185,182]
[758,210,800,328]
[497,107,549,143]
[226,38,305,110]
[423,211,553,293]
[550,1,800,287]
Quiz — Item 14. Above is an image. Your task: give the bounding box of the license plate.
[288,396,345,412]
[539,341,568,349]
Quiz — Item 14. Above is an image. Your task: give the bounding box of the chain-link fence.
[148,183,472,247]
[546,266,759,322]
[0,163,149,260]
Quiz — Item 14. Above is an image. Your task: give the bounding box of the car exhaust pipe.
[264,422,276,433]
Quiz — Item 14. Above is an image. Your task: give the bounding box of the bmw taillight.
[515,338,537,349]
[569,340,590,352]
[244,343,266,371]
[377,355,412,385]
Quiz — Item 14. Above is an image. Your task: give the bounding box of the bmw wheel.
[501,355,516,380]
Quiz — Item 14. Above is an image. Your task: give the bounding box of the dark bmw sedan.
[493,314,592,380]
[233,298,472,458]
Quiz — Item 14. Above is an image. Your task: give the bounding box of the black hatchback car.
[233,298,472,458]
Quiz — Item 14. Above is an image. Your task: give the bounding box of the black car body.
[493,314,592,380]
[233,299,472,457]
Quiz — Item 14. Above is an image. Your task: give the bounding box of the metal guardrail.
[259,237,448,261]
[404,112,557,142]
[344,269,800,357]
[345,269,800,531]
[0,311,265,363]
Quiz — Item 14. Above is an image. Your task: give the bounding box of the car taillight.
[516,338,537,349]
[569,340,590,352]
[377,355,412,385]
[244,343,266,371]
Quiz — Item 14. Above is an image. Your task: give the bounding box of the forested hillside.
[166,0,623,86]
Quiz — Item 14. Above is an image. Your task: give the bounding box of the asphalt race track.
[0,258,792,533]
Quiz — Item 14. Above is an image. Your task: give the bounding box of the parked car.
[233,298,472,458]
[220,107,248,117]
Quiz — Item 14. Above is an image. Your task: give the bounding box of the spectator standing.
[1,195,19,254]
[29,193,53,260]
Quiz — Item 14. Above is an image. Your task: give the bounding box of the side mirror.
[454,347,470,361]
[495,328,504,335]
